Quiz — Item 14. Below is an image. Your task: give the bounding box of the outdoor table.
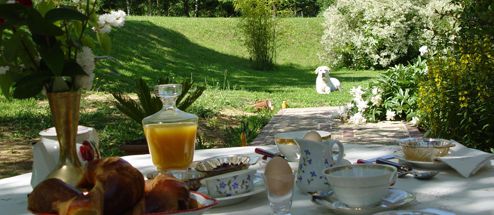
[1,144,493,215]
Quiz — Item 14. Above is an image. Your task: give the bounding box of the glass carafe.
[142,84,198,173]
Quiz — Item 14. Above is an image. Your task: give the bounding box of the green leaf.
[36,1,56,16]
[112,92,147,125]
[136,78,161,116]
[45,8,87,23]
[13,74,48,99]
[0,4,28,22]
[62,60,86,76]
[0,73,13,99]
[26,9,63,36]
[97,32,112,53]
[37,41,64,75]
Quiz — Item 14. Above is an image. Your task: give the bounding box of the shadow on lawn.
[96,20,374,93]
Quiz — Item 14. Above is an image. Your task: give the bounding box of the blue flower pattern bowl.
[200,169,256,198]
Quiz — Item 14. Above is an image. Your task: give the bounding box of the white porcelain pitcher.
[294,137,344,193]
[31,125,99,188]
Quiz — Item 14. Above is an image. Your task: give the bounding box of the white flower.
[110,10,126,27]
[419,45,428,56]
[95,10,126,33]
[356,100,368,112]
[76,47,95,75]
[370,94,382,106]
[386,110,396,121]
[350,86,364,98]
[0,66,9,75]
[75,47,96,89]
[6,0,15,4]
[349,112,366,124]
[410,117,419,126]
[371,87,380,95]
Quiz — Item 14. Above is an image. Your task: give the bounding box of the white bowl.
[200,169,256,198]
[324,164,397,208]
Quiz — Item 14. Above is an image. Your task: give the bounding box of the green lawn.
[0,17,380,157]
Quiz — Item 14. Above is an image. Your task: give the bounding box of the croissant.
[144,174,191,213]
[28,157,145,215]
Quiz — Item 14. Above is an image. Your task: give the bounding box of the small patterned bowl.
[399,138,455,162]
[194,155,250,177]
[200,169,256,198]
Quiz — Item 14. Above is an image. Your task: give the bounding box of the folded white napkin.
[436,140,494,178]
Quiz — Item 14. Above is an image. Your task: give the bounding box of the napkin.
[436,140,494,178]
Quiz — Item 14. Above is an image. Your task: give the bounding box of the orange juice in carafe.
[142,84,199,173]
[144,122,197,171]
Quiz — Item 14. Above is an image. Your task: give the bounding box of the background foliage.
[419,0,494,152]
[98,0,334,17]
[234,0,277,70]
[320,0,460,69]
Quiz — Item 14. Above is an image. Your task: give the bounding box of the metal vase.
[46,91,84,186]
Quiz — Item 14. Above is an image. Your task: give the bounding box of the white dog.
[315,66,341,94]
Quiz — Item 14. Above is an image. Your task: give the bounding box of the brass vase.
[46,91,84,186]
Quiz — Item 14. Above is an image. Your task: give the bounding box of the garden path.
[251,106,422,146]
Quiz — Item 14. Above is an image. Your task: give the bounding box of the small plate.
[374,210,437,215]
[198,173,265,207]
[312,188,415,215]
[399,158,450,170]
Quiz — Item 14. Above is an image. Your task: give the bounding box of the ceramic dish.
[200,169,256,198]
[398,138,454,162]
[312,188,415,215]
[147,191,219,215]
[195,155,251,176]
[198,173,265,207]
[399,158,450,170]
[374,210,437,215]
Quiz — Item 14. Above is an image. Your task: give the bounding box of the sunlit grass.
[1,17,381,157]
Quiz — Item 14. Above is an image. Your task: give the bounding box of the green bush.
[320,0,460,69]
[234,0,277,70]
[345,58,426,124]
[419,0,494,152]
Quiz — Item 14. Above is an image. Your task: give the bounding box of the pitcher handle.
[331,140,345,164]
[324,140,344,164]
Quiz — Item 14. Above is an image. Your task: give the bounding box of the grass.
[0,17,380,160]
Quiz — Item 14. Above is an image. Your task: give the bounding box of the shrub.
[234,0,277,70]
[419,0,494,152]
[345,57,426,124]
[112,77,206,126]
[321,0,460,69]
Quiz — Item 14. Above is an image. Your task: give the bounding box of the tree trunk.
[156,0,160,15]
[194,0,199,17]
[126,0,131,15]
[183,0,190,17]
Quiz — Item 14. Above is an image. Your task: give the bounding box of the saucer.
[312,188,416,215]
[198,173,265,207]
[399,158,450,170]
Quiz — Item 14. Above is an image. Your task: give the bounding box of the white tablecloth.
[1,144,494,215]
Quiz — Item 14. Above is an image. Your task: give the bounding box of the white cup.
[323,164,397,208]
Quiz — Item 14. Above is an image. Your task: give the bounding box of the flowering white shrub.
[343,48,428,125]
[321,0,460,69]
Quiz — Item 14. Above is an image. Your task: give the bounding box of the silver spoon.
[411,170,439,180]
[376,158,438,180]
